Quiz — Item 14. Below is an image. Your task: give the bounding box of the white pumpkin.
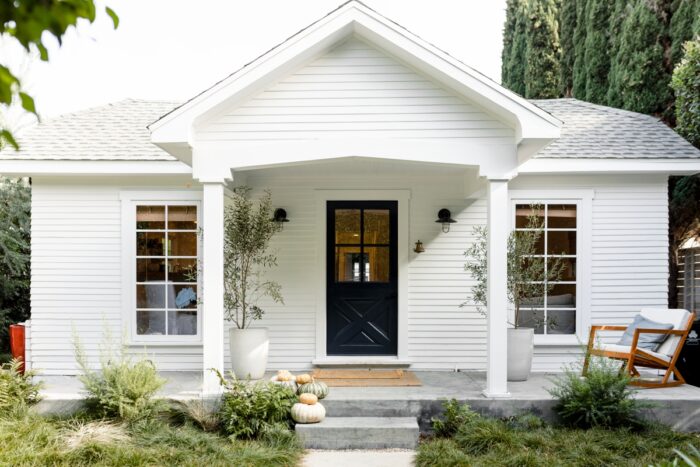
[291,402,326,424]
[270,375,298,391]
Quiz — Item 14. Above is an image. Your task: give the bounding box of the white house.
[1,1,699,396]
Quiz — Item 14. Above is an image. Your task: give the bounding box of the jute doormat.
[310,369,422,387]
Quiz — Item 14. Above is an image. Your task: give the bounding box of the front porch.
[34,371,700,433]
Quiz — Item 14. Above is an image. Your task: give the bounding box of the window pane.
[520,284,545,308]
[515,230,544,255]
[550,257,576,282]
[137,232,164,256]
[517,309,544,334]
[137,258,165,282]
[335,246,363,282]
[168,310,197,335]
[364,209,390,244]
[169,258,197,282]
[548,231,576,255]
[168,232,197,256]
[548,204,576,229]
[137,310,165,335]
[335,209,361,244]
[548,284,576,308]
[168,205,197,230]
[365,247,390,283]
[137,284,165,309]
[168,284,197,309]
[136,206,165,230]
[515,204,544,228]
[548,309,576,334]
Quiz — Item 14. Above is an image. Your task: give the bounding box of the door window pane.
[335,246,363,282]
[137,310,165,335]
[137,206,165,229]
[364,247,390,282]
[363,209,390,244]
[168,310,197,335]
[168,205,197,230]
[335,209,361,244]
[137,258,165,282]
[547,204,576,228]
[137,232,164,256]
[168,232,197,256]
[548,284,576,308]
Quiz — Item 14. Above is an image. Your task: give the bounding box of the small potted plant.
[464,204,564,381]
[223,187,283,379]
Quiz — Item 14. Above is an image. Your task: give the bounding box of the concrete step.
[295,416,419,449]
[320,398,421,417]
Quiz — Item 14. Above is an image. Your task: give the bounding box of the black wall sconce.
[436,208,456,233]
[272,208,290,224]
[414,240,425,253]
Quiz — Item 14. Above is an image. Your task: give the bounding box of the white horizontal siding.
[197,37,513,143]
[30,173,670,375]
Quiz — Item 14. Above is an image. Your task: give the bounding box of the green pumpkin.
[296,379,329,399]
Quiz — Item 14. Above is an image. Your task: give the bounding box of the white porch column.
[484,178,510,398]
[201,182,226,395]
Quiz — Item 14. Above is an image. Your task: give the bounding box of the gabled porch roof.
[148,0,561,168]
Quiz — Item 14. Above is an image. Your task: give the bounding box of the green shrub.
[671,39,700,148]
[217,372,296,440]
[75,338,166,422]
[431,399,480,438]
[0,358,41,410]
[171,398,220,432]
[549,356,644,429]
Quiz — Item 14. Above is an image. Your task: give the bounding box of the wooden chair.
[583,309,696,388]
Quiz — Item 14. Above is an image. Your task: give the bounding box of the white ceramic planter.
[229,328,269,380]
[507,327,534,381]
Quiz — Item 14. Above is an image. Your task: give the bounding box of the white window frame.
[120,190,203,345]
[509,189,593,346]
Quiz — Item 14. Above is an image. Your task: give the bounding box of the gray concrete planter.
[229,327,269,379]
[507,327,534,381]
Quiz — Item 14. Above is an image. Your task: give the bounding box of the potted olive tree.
[464,205,563,381]
[224,187,283,379]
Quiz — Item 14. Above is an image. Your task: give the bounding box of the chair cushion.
[640,309,691,357]
[617,314,673,351]
[597,343,671,363]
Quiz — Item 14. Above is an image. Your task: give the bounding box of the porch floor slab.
[34,371,700,432]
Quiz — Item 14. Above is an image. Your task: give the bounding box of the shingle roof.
[2,97,698,162]
[531,98,700,159]
[2,99,178,161]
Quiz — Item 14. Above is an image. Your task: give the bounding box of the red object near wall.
[9,324,25,374]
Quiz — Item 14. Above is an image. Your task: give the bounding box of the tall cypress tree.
[525,0,562,98]
[669,0,700,63]
[613,0,672,115]
[582,0,612,103]
[571,0,589,97]
[559,0,578,96]
[606,0,631,107]
[501,0,519,89]
[505,1,529,95]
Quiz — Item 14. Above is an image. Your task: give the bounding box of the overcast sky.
[6,0,507,119]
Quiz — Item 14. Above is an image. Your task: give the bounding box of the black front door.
[326,201,398,355]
